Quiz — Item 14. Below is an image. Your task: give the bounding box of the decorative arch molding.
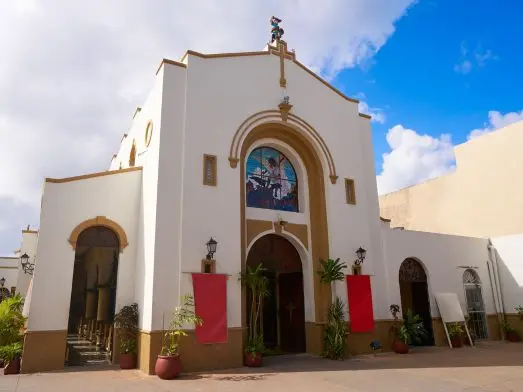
[229,110,338,184]
[399,257,428,283]
[240,122,331,327]
[68,216,129,252]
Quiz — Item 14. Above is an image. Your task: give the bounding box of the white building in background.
[13,35,518,375]
[0,227,38,299]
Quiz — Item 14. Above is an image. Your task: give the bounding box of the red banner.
[192,273,228,344]
[346,275,375,333]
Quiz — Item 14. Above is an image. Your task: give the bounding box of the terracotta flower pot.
[3,358,21,375]
[451,336,463,348]
[119,353,137,369]
[392,340,409,354]
[244,351,263,367]
[507,331,520,342]
[155,355,182,380]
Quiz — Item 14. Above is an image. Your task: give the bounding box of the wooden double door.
[262,271,306,353]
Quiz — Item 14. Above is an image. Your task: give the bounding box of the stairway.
[66,334,112,367]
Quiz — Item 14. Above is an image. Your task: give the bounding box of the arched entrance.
[246,234,306,353]
[399,258,434,345]
[463,269,488,340]
[66,226,120,365]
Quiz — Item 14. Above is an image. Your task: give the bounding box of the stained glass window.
[246,147,299,212]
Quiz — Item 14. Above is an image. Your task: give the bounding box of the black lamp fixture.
[20,253,35,276]
[354,247,367,266]
[0,277,5,288]
[206,237,218,260]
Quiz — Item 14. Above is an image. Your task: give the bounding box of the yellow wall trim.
[45,166,142,184]
[229,110,338,184]
[68,216,129,252]
[22,229,38,234]
[155,58,188,74]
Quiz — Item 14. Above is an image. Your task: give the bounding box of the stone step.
[66,334,112,367]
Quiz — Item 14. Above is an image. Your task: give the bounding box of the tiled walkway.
[2,342,523,392]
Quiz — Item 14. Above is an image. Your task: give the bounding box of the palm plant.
[317,257,349,360]
[317,258,347,303]
[323,297,349,360]
[238,263,269,355]
[0,295,25,346]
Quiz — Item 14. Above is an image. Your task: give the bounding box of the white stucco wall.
[382,225,495,319]
[0,257,18,292]
[490,234,523,313]
[15,232,38,296]
[27,170,141,331]
[118,67,167,331]
[162,50,382,328]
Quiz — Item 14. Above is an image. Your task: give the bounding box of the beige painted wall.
[379,120,523,238]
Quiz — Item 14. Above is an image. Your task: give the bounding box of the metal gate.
[463,269,489,340]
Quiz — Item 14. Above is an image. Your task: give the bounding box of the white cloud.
[454,60,472,75]
[0,0,416,254]
[454,41,497,75]
[377,109,523,195]
[376,125,456,195]
[468,110,523,140]
[358,101,386,124]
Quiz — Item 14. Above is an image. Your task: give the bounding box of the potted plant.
[389,304,408,354]
[317,258,348,360]
[114,303,139,369]
[447,323,464,348]
[0,295,26,375]
[155,294,203,379]
[238,263,269,367]
[501,320,520,342]
[0,342,22,375]
[391,308,428,354]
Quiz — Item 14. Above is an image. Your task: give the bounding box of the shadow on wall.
[491,235,523,329]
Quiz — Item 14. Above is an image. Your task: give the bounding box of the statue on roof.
[270,16,284,43]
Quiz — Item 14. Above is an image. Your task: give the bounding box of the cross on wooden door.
[285,301,296,322]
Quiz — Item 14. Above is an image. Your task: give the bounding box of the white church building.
[17,37,516,375]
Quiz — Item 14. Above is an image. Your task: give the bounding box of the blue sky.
[334,0,523,176]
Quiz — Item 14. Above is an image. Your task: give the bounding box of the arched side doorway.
[246,234,306,354]
[399,258,434,345]
[463,269,488,340]
[66,226,120,366]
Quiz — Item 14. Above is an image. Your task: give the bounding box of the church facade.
[20,40,507,375]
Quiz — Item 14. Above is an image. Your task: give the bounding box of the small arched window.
[129,140,136,167]
[245,147,298,212]
[463,269,481,286]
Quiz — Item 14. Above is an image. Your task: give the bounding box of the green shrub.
[0,342,22,365]
[0,295,26,346]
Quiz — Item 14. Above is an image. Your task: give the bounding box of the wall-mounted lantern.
[202,238,218,274]
[352,247,367,275]
[20,253,35,276]
[206,238,218,260]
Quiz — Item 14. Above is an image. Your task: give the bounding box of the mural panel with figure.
[246,147,298,212]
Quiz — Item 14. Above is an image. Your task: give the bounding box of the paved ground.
[2,342,523,392]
